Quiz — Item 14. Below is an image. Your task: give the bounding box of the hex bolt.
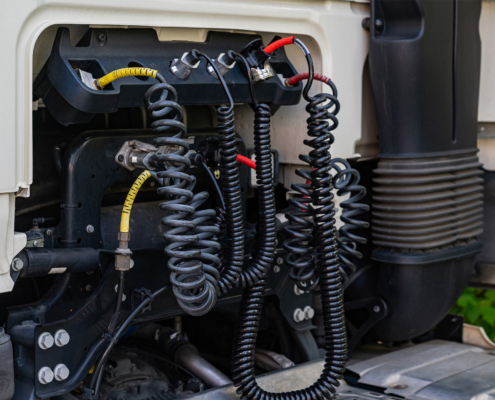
[293,308,305,323]
[11,258,24,272]
[33,240,39,247]
[86,225,95,234]
[38,366,54,384]
[277,257,284,265]
[86,285,92,292]
[55,329,70,347]
[294,285,305,296]
[273,265,281,273]
[373,305,381,313]
[54,364,70,381]
[118,154,124,162]
[303,306,315,320]
[46,229,53,236]
[38,332,54,350]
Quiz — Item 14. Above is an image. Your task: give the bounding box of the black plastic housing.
[369,0,482,158]
[34,28,302,126]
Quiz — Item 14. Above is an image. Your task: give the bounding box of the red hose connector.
[285,72,331,87]
[263,36,296,54]
[236,154,256,170]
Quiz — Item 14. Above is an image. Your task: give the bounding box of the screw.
[293,308,305,323]
[33,240,39,247]
[38,366,54,384]
[55,329,70,347]
[214,169,220,179]
[390,383,408,390]
[294,285,305,296]
[46,229,53,236]
[11,258,23,272]
[86,225,95,234]
[97,32,106,43]
[273,265,281,273]
[38,332,54,350]
[375,18,384,32]
[86,285,92,292]
[373,305,381,313]
[277,257,284,265]
[118,154,124,162]
[54,364,70,381]
[303,306,315,320]
[150,181,156,187]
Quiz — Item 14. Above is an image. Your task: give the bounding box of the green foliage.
[453,287,495,340]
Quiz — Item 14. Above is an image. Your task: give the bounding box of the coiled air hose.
[232,38,348,399]
[190,49,245,294]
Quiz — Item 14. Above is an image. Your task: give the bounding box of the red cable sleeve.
[263,36,296,54]
[286,72,331,86]
[237,154,256,170]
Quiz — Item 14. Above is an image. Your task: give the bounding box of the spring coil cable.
[237,104,277,288]
[215,95,245,293]
[329,156,369,286]
[232,52,347,400]
[145,75,221,316]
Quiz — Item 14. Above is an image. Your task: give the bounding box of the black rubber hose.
[237,104,277,288]
[192,50,245,294]
[231,40,347,400]
[91,286,168,397]
[107,271,124,334]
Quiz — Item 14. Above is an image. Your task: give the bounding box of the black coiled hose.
[237,104,277,288]
[330,157,369,286]
[191,49,245,294]
[232,39,347,399]
[145,75,221,316]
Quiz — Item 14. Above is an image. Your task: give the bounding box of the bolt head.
[33,240,39,247]
[277,257,284,265]
[373,305,381,313]
[46,229,53,236]
[303,306,315,320]
[54,364,70,381]
[86,225,95,234]
[273,265,281,273]
[55,329,70,347]
[293,308,305,323]
[118,154,124,162]
[294,285,305,296]
[11,258,24,272]
[38,332,54,350]
[86,285,92,292]
[38,367,54,384]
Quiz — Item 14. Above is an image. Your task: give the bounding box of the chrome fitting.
[250,60,275,83]
[115,232,133,272]
[170,52,201,80]
[115,140,158,171]
[207,52,236,79]
[75,69,99,90]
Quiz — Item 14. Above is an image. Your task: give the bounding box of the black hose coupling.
[240,39,274,82]
[207,50,236,79]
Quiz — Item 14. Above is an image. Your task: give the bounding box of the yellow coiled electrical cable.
[120,170,151,233]
[96,68,158,89]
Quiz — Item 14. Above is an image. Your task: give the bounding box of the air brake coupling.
[207,51,236,79]
[239,39,275,83]
[115,232,133,272]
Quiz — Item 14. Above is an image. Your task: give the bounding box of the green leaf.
[465,303,482,323]
[484,291,495,301]
[481,306,495,327]
[457,293,476,307]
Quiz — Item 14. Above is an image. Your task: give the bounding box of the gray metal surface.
[184,360,402,399]
[348,340,495,399]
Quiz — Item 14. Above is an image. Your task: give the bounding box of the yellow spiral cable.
[96,68,158,89]
[120,170,151,233]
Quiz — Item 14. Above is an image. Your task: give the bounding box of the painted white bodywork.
[0,0,493,292]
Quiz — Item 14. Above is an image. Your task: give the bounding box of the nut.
[373,305,381,313]
[38,332,54,350]
[303,306,315,320]
[86,225,95,234]
[273,265,281,273]
[11,258,24,272]
[277,257,284,265]
[55,329,70,347]
[54,364,70,381]
[293,308,305,323]
[38,367,54,384]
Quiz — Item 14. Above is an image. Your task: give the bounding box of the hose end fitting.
[207,51,236,79]
[170,52,201,79]
[115,232,133,271]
